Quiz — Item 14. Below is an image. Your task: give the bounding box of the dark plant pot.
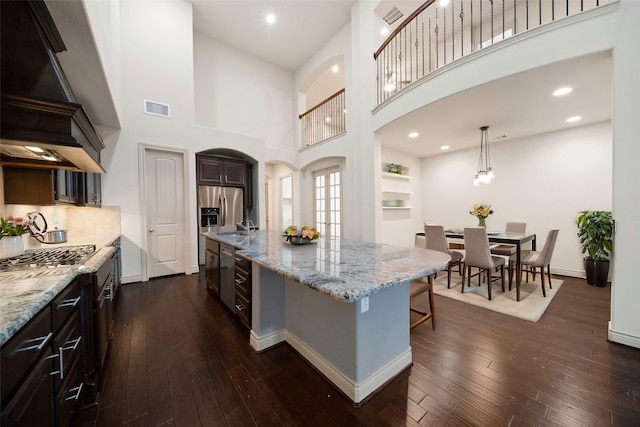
[585,259,609,287]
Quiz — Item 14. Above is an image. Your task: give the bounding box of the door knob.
[148,228,154,232]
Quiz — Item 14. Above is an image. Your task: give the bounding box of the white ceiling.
[376,51,613,157]
[191,0,356,71]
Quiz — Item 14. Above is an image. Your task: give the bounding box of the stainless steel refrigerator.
[197,186,244,264]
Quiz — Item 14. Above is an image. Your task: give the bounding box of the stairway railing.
[374,0,608,105]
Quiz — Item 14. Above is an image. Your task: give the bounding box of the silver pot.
[40,229,68,244]
[27,212,68,244]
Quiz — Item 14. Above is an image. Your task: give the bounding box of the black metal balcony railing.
[374,0,609,105]
[299,89,346,148]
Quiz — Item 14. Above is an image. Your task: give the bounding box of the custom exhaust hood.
[0,1,105,174]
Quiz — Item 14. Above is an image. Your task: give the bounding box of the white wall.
[610,0,640,348]
[419,122,612,277]
[193,33,296,154]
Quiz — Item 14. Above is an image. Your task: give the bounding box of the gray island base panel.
[204,230,450,404]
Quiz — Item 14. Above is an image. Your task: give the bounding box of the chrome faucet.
[236,219,255,235]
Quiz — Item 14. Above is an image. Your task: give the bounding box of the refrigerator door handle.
[218,195,224,226]
[223,196,228,226]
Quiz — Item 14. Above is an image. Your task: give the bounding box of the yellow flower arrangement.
[469,204,494,227]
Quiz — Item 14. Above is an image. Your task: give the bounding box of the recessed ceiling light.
[439,0,451,7]
[408,132,419,138]
[440,145,450,150]
[380,27,389,36]
[553,86,573,96]
[566,115,582,123]
[26,146,45,153]
[325,117,331,122]
[41,155,58,161]
[265,13,276,25]
[331,65,339,73]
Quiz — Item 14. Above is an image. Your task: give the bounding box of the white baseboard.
[250,329,286,352]
[121,274,142,284]
[551,268,584,278]
[608,321,640,349]
[285,330,412,404]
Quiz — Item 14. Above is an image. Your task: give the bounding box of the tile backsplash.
[2,205,121,249]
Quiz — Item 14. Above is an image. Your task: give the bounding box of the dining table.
[444,229,537,301]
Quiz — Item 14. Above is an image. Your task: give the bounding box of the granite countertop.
[204,230,450,303]
[0,243,117,347]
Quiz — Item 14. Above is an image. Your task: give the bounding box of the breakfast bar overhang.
[204,230,450,404]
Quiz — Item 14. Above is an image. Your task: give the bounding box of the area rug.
[431,274,563,322]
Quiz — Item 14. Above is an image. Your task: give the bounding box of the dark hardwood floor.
[75,270,640,426]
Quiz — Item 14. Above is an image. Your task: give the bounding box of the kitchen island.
[204,230,450,404]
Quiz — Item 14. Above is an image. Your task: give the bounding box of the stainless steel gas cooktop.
[0,244,96,272]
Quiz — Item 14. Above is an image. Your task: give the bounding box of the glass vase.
[0,235,25,259]
[478,217,486,227]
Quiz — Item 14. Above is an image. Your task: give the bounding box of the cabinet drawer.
[52,281,81,331]
[234,293,251,329]
[234,269,251,300]
[1,306,52,402]
[0,346,55,427]
[206,238,219,253]
[55,355,83,427]
[52,311,82,392]
[234,255,250,273]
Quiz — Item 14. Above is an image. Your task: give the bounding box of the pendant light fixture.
[473,125,494,186]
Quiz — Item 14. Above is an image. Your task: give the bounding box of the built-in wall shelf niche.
[381,162,412,210]
[381,171,411,181]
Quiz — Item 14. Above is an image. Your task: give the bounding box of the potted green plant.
[576,210,614,287]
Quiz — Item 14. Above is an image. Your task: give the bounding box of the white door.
[314,167,341,239]
[144,148,186,279]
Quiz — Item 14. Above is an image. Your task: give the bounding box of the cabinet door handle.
[235,304,245,312]
[104,281,113,301]
[58,296,81,308]
[234,277,246,285]
[48,346,64,379]
[235,257,243,263]
[62,336,82,352]
[65,383,84,401]
[17,332,53,352]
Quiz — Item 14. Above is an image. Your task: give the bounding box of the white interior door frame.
[138,143,190,282]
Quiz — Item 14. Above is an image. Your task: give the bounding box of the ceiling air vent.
[383,6,403,25]
[144,99,170,118]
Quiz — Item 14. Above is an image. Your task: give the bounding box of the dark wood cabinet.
[244,163,253,208]
[196,154,246,187]
[234,256,252,329]
[81,173,101,207]
[197,156,224,185]
[1,278,84,427]
[222,160,245,187]
[54,170,80,204]
[205,238,220,294]
[2,167,101,206]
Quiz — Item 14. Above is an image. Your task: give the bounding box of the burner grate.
[0,244,96,272]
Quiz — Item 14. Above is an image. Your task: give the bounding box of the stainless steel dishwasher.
[219,243,236,311]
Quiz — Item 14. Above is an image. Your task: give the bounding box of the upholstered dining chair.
[462,227,506,300]
[424,224,464,288]
[512,229,559,297]
[490,221,527,256]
